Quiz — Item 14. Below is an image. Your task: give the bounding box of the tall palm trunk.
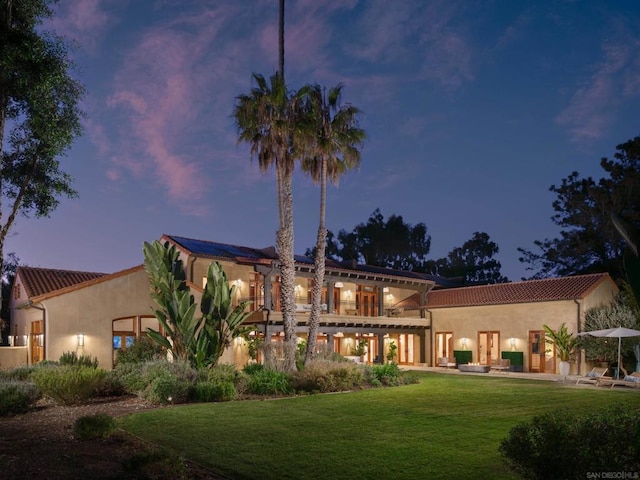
[278,0,284,79]
[277,166,297,371]
[274,0,297,371]
[306,157,327,363]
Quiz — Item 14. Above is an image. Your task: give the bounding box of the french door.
[478,331,499,365]
[529,330,555,373]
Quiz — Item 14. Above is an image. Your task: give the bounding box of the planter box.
[453,350,472,366]
[501,351,524,372]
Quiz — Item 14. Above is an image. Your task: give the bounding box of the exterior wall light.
[461,337,468,349]
[77,333,85,347]
[510,337,516,349]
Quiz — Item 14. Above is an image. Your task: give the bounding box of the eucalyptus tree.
[234,73,308,372]
[0,0,83,314]
[301,84,365,363]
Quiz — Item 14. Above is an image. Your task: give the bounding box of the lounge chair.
[437,357,456,368]
[575,366,608,385]
[597,367,640,389]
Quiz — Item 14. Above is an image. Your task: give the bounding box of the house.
[9,265,158,368]
[419,273,618,374]
[6,234,619,374]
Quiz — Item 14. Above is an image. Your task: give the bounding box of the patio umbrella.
[579,327,640,379]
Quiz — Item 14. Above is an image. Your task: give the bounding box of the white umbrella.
[579,327,640,379]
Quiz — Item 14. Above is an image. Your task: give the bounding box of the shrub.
[59,351,99,368]
[245,368,292,395]
[145,376,191,405]
[401,372,421,385]
[294,360,365,393]
[191,381,237,402]
[112,359,197,404]
[242,363,264,375]
[0,381,41,416]
[123,450,188,478]
[115,336,166,365]
[500,405,640,480]
[200,363,238,384]
[0,365,38,381]
[367,363,404,386]
[95,369,127,397]
[31,366,106,405]
[73,413,118,439]
[112,362,149,394]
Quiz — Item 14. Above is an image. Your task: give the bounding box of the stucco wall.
[37,268,156,370]
[428,278,618,374]
[0,347,28,370]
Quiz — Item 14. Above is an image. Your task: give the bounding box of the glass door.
[435,332,454,358]
[478,331,499,365]
[398,334,414,364]
[529,330,555,373]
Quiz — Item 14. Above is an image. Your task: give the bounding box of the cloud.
[343,0,474,91]
[105,8,244,215]
[48,0,113,53]
[556,38,640,143]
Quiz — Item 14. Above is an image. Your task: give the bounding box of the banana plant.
[543,323,579,362]
[143,240,202,363]
[199,261,253,366]
[144,241,254,368]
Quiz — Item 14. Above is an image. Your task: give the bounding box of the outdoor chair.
[597,367,640,389]
[490,358,510,373]
[575,366,608,385]
[438,357,456,368]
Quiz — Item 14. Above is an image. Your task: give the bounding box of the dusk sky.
[6,0,640,281]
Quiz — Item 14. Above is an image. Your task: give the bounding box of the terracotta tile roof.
[423,273,612,308]
[17,266,107,298]
[394,273,613,309]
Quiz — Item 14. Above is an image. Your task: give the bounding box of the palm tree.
[234,73,309,372]
[301,84,365,364]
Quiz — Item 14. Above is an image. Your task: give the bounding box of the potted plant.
[543,323,579,377]
[351,339,368,362]
[386,340,398,363]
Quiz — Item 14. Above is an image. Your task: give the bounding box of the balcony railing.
[238,297,408,318]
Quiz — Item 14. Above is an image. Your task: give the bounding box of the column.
[377,286,385,316]
[326,280,334,314]
[327,333,334,352]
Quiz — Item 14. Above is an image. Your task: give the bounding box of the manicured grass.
[119,372,639,480]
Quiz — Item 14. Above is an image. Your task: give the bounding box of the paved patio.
[402,365,571,383]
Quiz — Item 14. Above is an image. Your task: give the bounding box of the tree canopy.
[518,135,640,281]
[0,0,83,314]
[581,289,639,365]
[424,232,508,284]
[315,208,431,271]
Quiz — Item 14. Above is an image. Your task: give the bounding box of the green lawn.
[118,372,640,480]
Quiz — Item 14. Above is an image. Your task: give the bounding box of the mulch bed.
[0,396,227,479]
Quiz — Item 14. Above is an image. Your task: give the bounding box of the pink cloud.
[556,40,638,143]
[48,0,112,52]
[105,10,239,215]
